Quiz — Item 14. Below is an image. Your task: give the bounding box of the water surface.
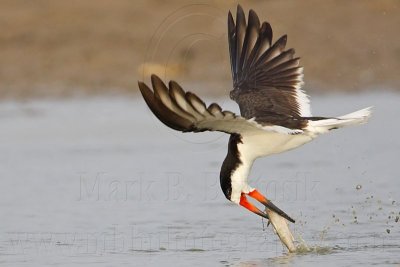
[0,92,399,266]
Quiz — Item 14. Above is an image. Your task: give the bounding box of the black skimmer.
[138,5,371,223]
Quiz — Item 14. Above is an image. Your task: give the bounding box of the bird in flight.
[138,5,371,223]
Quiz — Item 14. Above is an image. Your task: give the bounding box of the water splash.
[293,234,333,255]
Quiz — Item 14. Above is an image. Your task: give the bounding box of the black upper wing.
[228,5,311,129]
[138,75,295,135]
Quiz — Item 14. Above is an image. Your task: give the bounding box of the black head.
[220,134,242,200]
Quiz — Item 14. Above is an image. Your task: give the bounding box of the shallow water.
[0,92,399,266]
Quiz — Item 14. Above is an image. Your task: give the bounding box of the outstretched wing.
[228,5,311,129]
[139,75,303,135]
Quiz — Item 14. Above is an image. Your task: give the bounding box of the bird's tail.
[307,107,373,134]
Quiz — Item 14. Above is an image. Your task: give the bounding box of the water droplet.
[356,184,362,190]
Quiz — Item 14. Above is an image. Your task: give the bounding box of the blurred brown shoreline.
[0,0,399,100]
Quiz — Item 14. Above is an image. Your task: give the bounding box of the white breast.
[240,131,313,160]
[229,131,314,204]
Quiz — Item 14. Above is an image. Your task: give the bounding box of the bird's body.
[138,5,371,223]
[222,132,312,203]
